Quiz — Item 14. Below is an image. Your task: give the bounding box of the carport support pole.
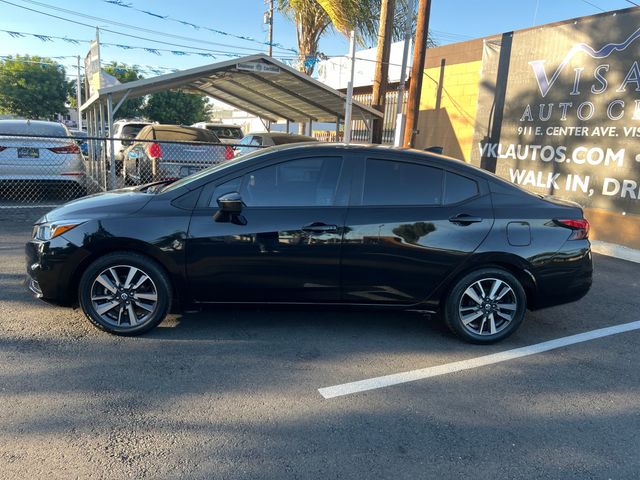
[335,116,340,141]
[99,102,106,189]
[106,94,117,190]
[286,119,290,134]
[86,108,93,175]
[343,30,356,144]
[308,117,313,137]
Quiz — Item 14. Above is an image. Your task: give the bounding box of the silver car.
[0,120,88,198]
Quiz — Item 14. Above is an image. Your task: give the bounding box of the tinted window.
[250,136,263,146]
[208,126,243,139]
[444,171,479,204]
[210,157,342,207]
[363,159,443,206]
[121,124,148,138]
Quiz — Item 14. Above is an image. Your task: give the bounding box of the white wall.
[316,40,413,90]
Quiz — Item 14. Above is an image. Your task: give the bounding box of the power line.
[101,0,297,53]
[2,0,284,54]
[624,0,639,6]
[0,29,272,59]
[579,0,606,12]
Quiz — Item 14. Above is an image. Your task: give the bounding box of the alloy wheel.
[90,264,158,328]
[458,277,517,336]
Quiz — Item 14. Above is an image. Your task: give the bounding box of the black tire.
[444,267,527,344]
[78,252,171,336]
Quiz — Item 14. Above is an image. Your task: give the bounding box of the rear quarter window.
[444,171,479,204]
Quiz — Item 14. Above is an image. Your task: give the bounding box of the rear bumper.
[529,240,593,310]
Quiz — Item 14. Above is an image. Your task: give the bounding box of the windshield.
[160,146,272,193]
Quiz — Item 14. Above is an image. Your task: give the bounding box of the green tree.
[102,62,145,119]
[278,0,433,75]
[0,55,72,119]
[143,90,210,125]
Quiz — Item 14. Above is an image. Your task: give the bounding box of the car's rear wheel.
[78,252,171,335]
[444,268,526,344]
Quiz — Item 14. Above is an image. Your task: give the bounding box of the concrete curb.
[591,240,640,264]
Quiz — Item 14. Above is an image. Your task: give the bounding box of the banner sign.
[471,10,640,214]
[236,61,280,74]
[84,39,101,98]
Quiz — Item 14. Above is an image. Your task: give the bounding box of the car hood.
[40,188,154,224]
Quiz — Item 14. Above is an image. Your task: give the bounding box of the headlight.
[33,220,87,241]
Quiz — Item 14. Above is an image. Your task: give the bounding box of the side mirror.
[122,139,133,147]
[217,192,243,214]
[214,192,246,224]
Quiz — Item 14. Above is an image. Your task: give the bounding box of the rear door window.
[362,158,443,206]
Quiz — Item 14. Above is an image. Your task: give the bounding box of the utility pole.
[403,0,431,148]
[76,55,82,130]
[266,0,274,56]
[343,30,357,144]
[394,0,415,146]
[371,0,396,144]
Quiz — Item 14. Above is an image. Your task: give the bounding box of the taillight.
[48,144,80,154]
[224,145,234,160]
[555,218,590,240]
[147,142,162,159]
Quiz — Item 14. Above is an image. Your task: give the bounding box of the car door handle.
[449,214,483,224]
[302,223,338,234]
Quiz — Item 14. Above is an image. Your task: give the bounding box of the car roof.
[114,119,150,124]
[194,122,242,128]
[253,142,518,184]
[0,119,63,127]
[136,124,220,142]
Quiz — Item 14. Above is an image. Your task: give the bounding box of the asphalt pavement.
[0,207,638,479]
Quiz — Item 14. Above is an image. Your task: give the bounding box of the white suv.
[108,119,151,171]
[191,123,244,144]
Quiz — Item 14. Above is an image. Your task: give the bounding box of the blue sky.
[0,0,635,76]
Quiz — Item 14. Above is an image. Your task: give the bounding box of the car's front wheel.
[78,252,171,335]
[444,268,526,344]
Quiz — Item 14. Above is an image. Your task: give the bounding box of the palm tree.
[278,0,429,75]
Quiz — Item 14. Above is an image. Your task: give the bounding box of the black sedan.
[26,144,592,343]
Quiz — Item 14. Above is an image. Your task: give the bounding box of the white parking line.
[318,320,640,399]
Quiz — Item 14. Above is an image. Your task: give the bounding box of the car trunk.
[0,137,75,166]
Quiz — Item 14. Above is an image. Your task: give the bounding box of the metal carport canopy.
[80,53,382,124]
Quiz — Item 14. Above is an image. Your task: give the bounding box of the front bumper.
[25,235,88,306]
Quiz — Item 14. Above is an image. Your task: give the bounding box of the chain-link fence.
[0,132,261,208]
